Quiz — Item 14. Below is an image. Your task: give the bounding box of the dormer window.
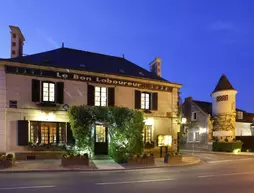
[139,72,144,76]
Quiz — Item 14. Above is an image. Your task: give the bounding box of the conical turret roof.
[212,74,236,94]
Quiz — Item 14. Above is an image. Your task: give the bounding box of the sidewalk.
[181,149,254,156]
[0,155,200,173]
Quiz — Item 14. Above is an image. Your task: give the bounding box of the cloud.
[36,28,60,48]
[208,21,234,31]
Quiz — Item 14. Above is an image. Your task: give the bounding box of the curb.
[181,150,254,157]
[0,158,201,174]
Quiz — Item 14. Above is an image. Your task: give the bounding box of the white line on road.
[198,172,253,178]
[208,158,254,164]
[96,178,175,185]
[0,185,56,190]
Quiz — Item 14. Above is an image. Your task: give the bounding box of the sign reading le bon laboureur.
[4,65,172,92]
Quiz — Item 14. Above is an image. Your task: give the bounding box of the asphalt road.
[0,153,254,193]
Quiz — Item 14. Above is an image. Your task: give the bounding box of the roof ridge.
[62,47,125,60]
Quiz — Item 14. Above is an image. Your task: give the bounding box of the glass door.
[94,125,108,155]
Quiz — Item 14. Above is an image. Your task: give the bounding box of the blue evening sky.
[1,0,254,112]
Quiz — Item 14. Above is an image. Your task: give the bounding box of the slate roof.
[193,100,254,123]
[193,100,213,115]
[212,74,236,94]
[2,47,173,83]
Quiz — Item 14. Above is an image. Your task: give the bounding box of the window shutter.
[32,79,40,102]
[56,82,64,104]
[87,84,95,106]
[17,120,29,146]
[135,90,141,109]
[152,93,158,110]
[67,123,75,145]
[108,87,115,107]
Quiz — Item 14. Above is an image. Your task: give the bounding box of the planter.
[28,146,66,151]
[128,155,155,165]
[61,155,89,167]
[0,158,15,169]
[167,155,182,164]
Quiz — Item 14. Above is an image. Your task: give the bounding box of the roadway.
[0,152,254,193]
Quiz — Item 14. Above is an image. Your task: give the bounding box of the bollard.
[164,154,168,163]
[160,146,163,158]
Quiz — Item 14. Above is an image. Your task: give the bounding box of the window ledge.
[36,102,58,107]
[143,109,152,114]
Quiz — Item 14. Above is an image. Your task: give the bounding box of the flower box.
[0,154,15,169]
[27,143,67,151]
[61,155,89,167]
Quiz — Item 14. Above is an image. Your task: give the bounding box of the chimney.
[149,57,161,77]
[183,97,193,122]
[9,25,25,58]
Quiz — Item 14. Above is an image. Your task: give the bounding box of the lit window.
[95,125,106,142]
[143,125,152,142]
[30,122,66,144]
[237,111,243,119]
[95,87,107,106]
[141,93,150,110]
[42,82,55,102]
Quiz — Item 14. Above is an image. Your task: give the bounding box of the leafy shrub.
[212,142,243,152]
[68,106,144,162]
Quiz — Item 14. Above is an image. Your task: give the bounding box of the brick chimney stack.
[149,57,161,77]
[9,25,25,58]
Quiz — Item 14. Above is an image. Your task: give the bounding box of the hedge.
[212,142,243,152]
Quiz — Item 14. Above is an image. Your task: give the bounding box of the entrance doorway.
[94,125,108,155]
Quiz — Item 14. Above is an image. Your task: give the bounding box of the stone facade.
[0,61,182,153]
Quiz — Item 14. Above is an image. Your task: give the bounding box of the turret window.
[216,95,228,102]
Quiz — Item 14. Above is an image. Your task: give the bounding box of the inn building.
[0,26,182,155]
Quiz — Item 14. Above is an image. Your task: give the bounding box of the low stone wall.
[180,143,212,151]
[166,155,182,164]
[128,155,155,165]
[15,151,64,160]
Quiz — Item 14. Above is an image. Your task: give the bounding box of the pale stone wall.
[212,90,237,115]
[211,90,237,139]
[2,63,181,152]
[236,122,252,136]
[186,103,209,144]
[0,67,6,152]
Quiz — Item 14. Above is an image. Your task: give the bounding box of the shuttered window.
[95,87,107,106]
[31,80,64,104]
[135,90,158,111]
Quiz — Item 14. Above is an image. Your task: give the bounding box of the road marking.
[208,158,254,164]
[0,185,56,190]
[80,169,181,174]
[96,178,175,185]
[198,172,253,178]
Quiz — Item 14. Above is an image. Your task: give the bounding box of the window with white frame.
[95,87,107,106]
[192,112,197,121]
[141,93,150,110]
[188,132,194,142]
[195,132,199,141]
[42,82,55,102]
